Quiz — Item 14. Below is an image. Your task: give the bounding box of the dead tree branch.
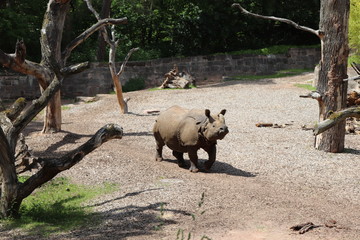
[62,17,128,63]
[299,91,322,101]
[290,222,322,234]
[85,0,101,20]
[344,62,360,81]
[231,3,322,38]
[299,91,326,118]
[351,62,360,75]
[117,47,139,76]
[0,49,51,89]
[14,40,26,64]
[314,107,360,135]
[16,123,123,205]
[60,61,90,76]
[343,75,360,82]
[5,76,62,151]
[3,98,27,121]
[84,0,138,114]
[84,0,112,49]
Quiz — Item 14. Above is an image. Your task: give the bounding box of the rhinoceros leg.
[204,145,216,171]
[172,151,186,168]
[188,150,199,173]
[154,133,164,161]
[155,143,164,161]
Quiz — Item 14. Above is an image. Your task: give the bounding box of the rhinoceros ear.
[219,109,226,116]
[205,109,211,118]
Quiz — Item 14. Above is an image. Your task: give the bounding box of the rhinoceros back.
[153,106,188,146]
[153,105,204,152]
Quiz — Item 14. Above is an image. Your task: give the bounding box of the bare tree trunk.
[315,0,349,152]
[96,0,111,62]
[0,122,123,218]
[39,0,70,133]
[42,88,62,133]
[112,74,128,114]
[233,0,350,152]
[0,0,128,218]
[0,127,19,218]
[84,0,137,114]
[109,46,138,114]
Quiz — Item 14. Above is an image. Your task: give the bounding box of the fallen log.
[290,222,321,234]
[314,107,360,135]
[159,64,195,89]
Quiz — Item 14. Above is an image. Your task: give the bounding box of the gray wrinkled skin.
[153,105,229,172]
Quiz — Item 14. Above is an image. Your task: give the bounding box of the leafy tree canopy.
[1,0,322,62]
[0,0,46,61]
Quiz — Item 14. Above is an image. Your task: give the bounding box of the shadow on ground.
[127,111,159,117]
[125,131,153,137]
[1,189,191,240]
[343,148,360,155]
[162,159,256,177]
[27,130,94,158]
[199,78,276,89]
[22,121,43,135]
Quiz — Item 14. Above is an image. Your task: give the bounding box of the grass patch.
[1,177,117,237]
[227,69,312,81]
[224,44,320,56]
[294,83,316,91]
[61,106,71,110]
[348,54,360,65]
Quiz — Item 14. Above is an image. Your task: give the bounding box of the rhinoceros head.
[202,109,229,141]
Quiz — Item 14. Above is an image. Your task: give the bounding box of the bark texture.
[315,0,349,152]
[0,0,128,218]
[233,0,350,152]
[39,0,71,133]
[96,0,111,61]
[0,123,123,217]
[0,128,18,218]
[314,107,360,135]
[85,0,136,114]
[109,46,138,114]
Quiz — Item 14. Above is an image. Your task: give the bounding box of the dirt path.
[4,73,360,240]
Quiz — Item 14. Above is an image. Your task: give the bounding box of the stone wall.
[0,47,320,99]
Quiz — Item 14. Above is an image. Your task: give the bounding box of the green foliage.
[349,0,360,62]
[61,106,71,110]
[63,0,100,63]
[122,77,146,92]
[0,0,320,61]
[153,202,166,231]
[18,175,30,183]
[110,0,319,59]
[177,192,211,240]
[1,177,117,236]
[0,0,46,61]
[294,83,316,91]
[125,48,161,61]
[226,44,320,56]
[227,69,312,81]
[348,54,360,65]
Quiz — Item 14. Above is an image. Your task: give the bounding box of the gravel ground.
[2,72,360,240]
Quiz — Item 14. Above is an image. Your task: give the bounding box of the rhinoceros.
[153,105,229,172]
